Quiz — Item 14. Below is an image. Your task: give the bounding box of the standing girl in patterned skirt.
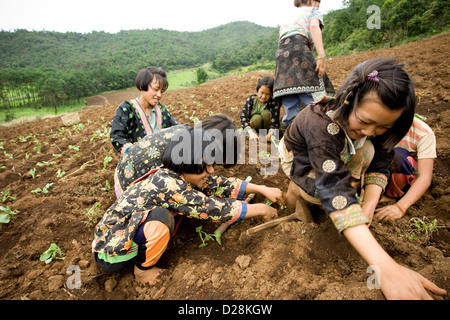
[274,0,335,131]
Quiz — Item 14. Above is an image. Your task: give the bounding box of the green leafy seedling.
[0,206,18,224]
[84,202,103,225]
[31,182,54,194]
[68,145,80,151]
[213,230,223,246]
[29,168,40,179]
[40,243,65,264]
[196,226,221,248]
[102,155,113,170]
[1,189,16,203]
[100,180,111,192]
[410,217,444,238]
[56,169,66,178]
[400,216,446,242]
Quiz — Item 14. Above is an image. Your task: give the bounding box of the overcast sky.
[0,0,344,33]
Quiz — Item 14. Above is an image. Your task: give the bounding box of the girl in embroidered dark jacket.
[240,76,280,142]
[110,67,179,154]
[280,58,446,300]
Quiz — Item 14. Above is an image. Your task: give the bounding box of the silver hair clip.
[367,70,380,83]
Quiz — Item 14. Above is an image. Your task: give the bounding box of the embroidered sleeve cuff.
[229,179,248,200]
[329,204,369,233]
[227,202,247,226]
[364,172,388,191]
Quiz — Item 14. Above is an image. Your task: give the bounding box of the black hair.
[256,76,274,93]
[161,128,221,175]
[331,57,415,150]
[135,67,169,92]
[194,114,241,168]
[294,0,316,7]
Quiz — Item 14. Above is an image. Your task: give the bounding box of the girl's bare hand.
[263,187,285,206]
[262,206,278,222]
[375,204,404,222]
[380,262,447,300]
[315,58,325,78]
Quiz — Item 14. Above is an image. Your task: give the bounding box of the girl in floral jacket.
[93,128,283,285]
[114,114,241,198]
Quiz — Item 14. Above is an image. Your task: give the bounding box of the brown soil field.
[0,34,449,302]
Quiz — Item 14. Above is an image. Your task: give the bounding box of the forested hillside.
[0,21,276,112]
[0,21,275,71]
[323,0,449,55]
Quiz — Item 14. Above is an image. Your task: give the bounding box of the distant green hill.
[0,21,276,72]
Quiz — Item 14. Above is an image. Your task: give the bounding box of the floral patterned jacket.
[114,124,189,194]
[93,168,248,256]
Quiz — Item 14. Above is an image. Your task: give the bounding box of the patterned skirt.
[274,34,335,100]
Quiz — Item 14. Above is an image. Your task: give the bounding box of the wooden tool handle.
[246,213,296,235]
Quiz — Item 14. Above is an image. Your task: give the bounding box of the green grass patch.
[166,63,223,91]
[166,68,197,90]
[1,102,86,124]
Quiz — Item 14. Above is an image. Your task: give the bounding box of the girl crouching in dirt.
[279,57,446,299]
[240,76,280,142]
[114,114,241,198]
[110,67,179,155]
[93,128,283,285]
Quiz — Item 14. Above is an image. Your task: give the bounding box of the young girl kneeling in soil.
[240,76,280,142]
[375,115,436,222]
[93,128,283,285]
[279,57,446,299]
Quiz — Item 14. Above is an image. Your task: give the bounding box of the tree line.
[0,67,133,111]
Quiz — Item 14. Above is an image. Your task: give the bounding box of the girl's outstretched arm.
[343,224,447,300]
[361,184,383,224]
[245,183,285,205]
[376,158,434,222]
[244,203,278,222]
